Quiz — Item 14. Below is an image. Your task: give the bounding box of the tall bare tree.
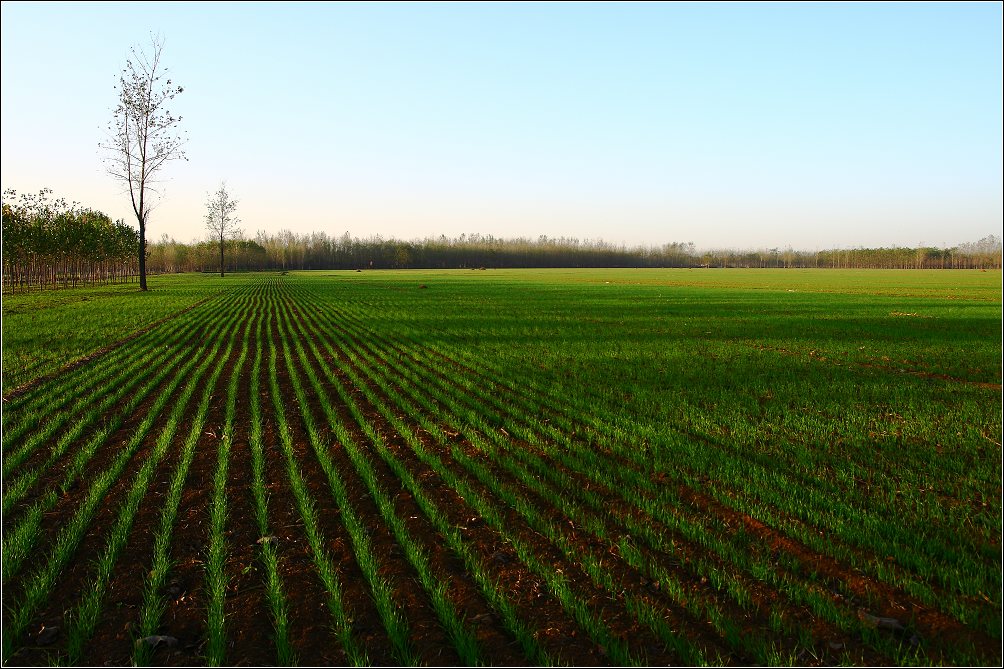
[100,35,186,291]
[205,182,242,277]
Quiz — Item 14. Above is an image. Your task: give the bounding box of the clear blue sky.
[2,1,1001,250]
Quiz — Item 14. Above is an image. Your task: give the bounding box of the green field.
[2,269,1001,666]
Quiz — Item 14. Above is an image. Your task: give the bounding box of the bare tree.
[100,35,186,291]
[205,182,242,277]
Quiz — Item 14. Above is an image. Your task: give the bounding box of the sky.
[1,1,1001,251]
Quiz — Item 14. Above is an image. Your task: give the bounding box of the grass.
[1,268,999,666]
[2,309,234,663]
[268,310,417,666]
[1,273,227,395]
[67,303,243,664]
[246,300,297,666]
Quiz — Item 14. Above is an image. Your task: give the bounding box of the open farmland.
[1,269,1001,666]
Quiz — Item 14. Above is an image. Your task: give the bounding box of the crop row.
[2,273,998,666]
[302,277,999,620]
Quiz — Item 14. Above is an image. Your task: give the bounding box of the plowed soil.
[3,275,999,667]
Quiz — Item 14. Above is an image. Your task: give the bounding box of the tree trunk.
[139,221,148,290]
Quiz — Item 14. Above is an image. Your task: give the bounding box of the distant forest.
[148,230,1003,274]
[3,188,1001,293]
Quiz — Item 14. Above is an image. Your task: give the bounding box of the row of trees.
[2,189,140,293]
[5,201,996,294]
[143,230,1003,274]
[698,236,1002,270]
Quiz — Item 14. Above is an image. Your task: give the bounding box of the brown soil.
[278,299,496,665]
[286,317,532,666]
[235,312,348,666]
[1,350,178,539]
[4,279,999,667]
[290,305,692,665]
[313,301,1001,665]
[1,345,179,505]
[3,338,225,666]
[214,351,280,667]
[325,326,866,664]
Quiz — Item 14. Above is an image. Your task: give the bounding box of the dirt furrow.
[302,322,659,665]
[671,482,1000,663]
[380,329,985,661]
[348,319,996,659]
[324,323,872,660]
[0,346,185,541]
[261,313,353,666]
[1,345,221,666]
[286,319,527,665]
[217,361,280,667]
[137,360,236,665]
[271,312,460,665]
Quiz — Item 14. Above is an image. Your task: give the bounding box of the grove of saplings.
[2,189,139,292]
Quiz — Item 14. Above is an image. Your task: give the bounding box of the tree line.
[4,194,998,294]
[2,189,140,293]
[698,236,1002,270]
[144,230,1003,275]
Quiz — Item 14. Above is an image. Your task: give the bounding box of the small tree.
[100,35,186,291]
[205,182,241,277]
